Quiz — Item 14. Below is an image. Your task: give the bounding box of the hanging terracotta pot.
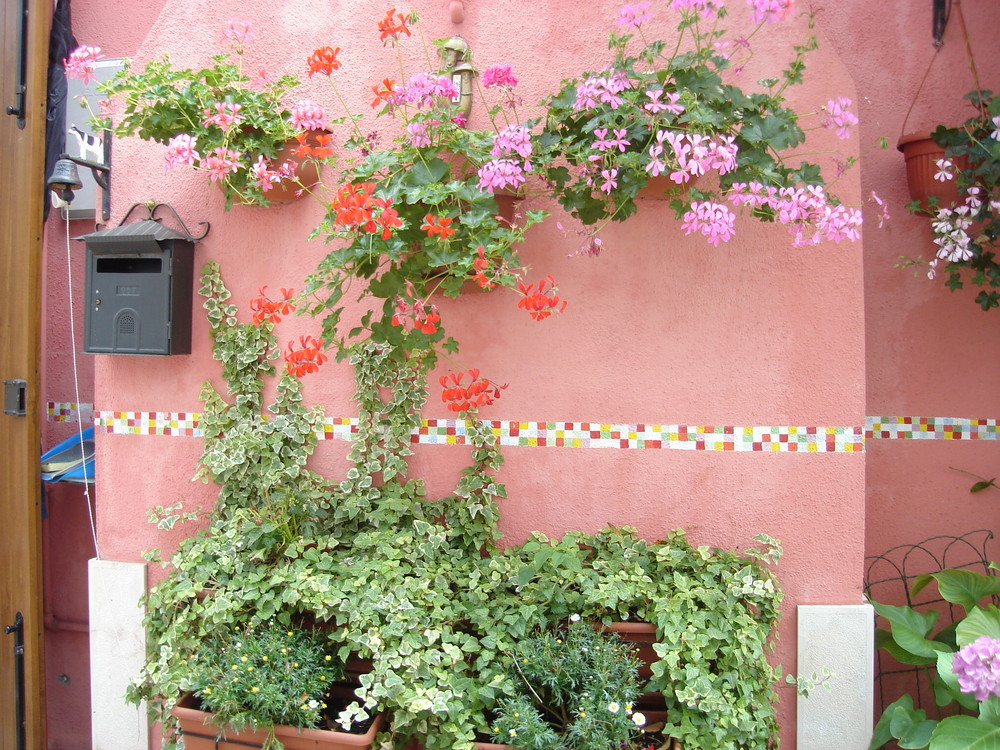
[171,692,384,750]
[493,190,523,223]
[897,131,966,210]
[262,130,329,204]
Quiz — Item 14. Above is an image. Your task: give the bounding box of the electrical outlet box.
[64,58,123,221]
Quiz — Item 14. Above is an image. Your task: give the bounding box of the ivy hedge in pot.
[127,262,784,750]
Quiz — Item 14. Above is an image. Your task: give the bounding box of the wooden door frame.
[1,0,53,747]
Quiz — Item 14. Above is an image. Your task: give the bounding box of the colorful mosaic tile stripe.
[865,416,1000,440]
[95,410,201,437]
[47,401,93,423]
[419,420,866,451]
[80,411,1000,448]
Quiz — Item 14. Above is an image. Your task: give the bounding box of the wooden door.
[1,0,51,746]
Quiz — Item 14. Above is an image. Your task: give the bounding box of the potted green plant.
[869,566,1000,749]
[79,20,326,208]
[898,90,1000,310]
[172,621,384,750]
[482,617,660,750]
[533,1,863,248]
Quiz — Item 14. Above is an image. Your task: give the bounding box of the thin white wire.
[64,214,101,560]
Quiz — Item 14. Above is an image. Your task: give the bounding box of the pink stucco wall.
[817,2,1000,563]
[39,0,1000,747]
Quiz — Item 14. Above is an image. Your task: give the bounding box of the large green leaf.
[935,650,980,711]
[957,607,1000,646]
[873,696,936,749]
[876,602,941,636]
[912,571,1000,612]
[930,716,1000,749]
[981,697,1000,728]
[876,628,938,665]
[887,695,937,749]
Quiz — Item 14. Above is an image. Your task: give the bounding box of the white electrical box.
[63,57,123,221]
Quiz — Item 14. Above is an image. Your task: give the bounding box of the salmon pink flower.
[517,276,568,321]
[307,47,341,77]
[378,8,412,42]
[202,102,244,130]
[284,335,328,377]
[421,214,456,239]
[249,286,296,325]
[164,134,199,171]
[439,369,507,413]
[370,78,396,108]
[201,147,242,182]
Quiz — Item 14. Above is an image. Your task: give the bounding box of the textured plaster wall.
[817,2,1000,566]
[51,0,888,747]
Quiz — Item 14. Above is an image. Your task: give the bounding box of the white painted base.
[88,558,149,750]
[797,603,874,750]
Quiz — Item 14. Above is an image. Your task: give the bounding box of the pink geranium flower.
[482,65,519,89]
[163,134,200,171]
[64,46,105,84]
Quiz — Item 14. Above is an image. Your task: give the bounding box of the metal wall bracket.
[4,380,27,416]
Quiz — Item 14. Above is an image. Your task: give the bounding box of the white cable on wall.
[63,214,101,560]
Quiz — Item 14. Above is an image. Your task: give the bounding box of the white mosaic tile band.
[64,409,998,450]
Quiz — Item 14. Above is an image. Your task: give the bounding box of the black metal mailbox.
[77,219,195,355]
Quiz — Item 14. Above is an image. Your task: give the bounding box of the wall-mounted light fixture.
[441,36,474,123]
[48,150,111,222]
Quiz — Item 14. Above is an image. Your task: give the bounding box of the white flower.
[934,158,955,182]
[632,712,646,727]
[308,699,320,709]
[607,702,621,713]
[569,613,581,622]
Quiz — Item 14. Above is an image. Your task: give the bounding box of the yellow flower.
[580,712,587,718]
[509,730,517,738]
[251,686,259,693]
[241,656,248,662]
[293,662,300,668]
[204,688,212,695]
[513,712,519,718]
[319,675,326,681]
[261,656,268,662]
[287,631,294,637]
[231,665,238,671]
[325,655,332,661]
[247,666,254,672]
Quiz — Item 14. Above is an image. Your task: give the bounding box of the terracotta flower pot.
[897,131,967,210]
[263,130,328,204]
[493,190,523,223]
[604,620,658,679]
[171,692,384,750]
